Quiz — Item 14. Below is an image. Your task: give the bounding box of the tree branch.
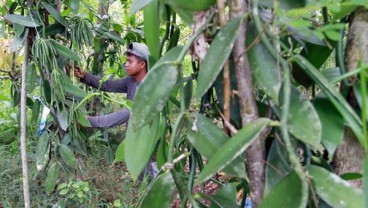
[231,0,265,207]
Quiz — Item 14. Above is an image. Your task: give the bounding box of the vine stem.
[253,0,308,206]
[217,0,231,134]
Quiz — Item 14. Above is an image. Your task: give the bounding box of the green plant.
[58,180,92,205]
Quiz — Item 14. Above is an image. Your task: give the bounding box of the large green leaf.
[169,5,194,26]
[125,116,159,181]
[42,2,69,28]
[164,0,216,11]
[259,172,308,208]
[313,98,344,157]
[51,40,81,61]
[277,87,322,147]
[130,64,178,130]
[35,132,50,171]
[209,184,238,208]
[5,14,40,27]
[26,63,36,94]
[46,163,60,194]
[144,0,160,64]
[130,0,155,16]
[265,139,291,193]
[260,0,306,9]
[10,28,28,52]
[308,165,364,208]
[247,23,281,104]
[293,55,363,144]
[59,144,77,169]
[185,113,246,179]
[69,0,80,13]
[197,17,243,98]
[196,118,270,184]
[114,140,125,163]
[139,171,175,208]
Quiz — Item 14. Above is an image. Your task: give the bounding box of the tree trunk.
[20,31,31,208]
[333,6,368,188]
[231,1,266,207]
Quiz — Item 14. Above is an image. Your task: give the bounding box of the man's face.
[125,54,145,77]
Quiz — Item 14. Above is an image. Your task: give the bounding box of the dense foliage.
[1,0,368,207]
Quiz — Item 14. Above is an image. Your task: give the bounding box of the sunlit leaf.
[196,118,270,184]
[139,171,175,208]
[125,116,159,181]
[35,132,50,171]
[130,64,178,130]
[130,0,155,16]
[308,165,364,208]
[69,0,80,13]
[144,0,160,63]
[164,0,216,11]
[114,140,125,163]
[197,17,243,98]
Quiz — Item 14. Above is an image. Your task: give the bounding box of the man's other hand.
[73,66,87,79]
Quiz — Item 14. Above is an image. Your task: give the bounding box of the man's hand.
[73,66,87,79]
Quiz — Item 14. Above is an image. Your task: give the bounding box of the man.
[73,42,149,128]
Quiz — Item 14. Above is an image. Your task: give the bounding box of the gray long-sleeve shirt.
[81,73,139,128]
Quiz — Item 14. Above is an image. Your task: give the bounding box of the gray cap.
[125,42,150,61]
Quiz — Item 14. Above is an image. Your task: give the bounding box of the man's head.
[124,42,149,80]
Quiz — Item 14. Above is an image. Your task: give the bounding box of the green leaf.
[76,111,91,127]
[353,83,368,118]
[197,17,242,98]
[125,116,159,181]
[26,63,36,94]
[130,64,178,130]
[31,99,41,122]
[51,40,81,61]
[104,31,124,44]
[259,172,308,208]
[144,0,160,64]
[185,113,246,179]
[5,14,40,27]
[260,0,306,9]
[170,6,194,26]
[59,144,77,169]
[247,23,281,104]
[340,172,362,181]
[183,79,193,110]
[57,108,69,131]
[42,79,52,104]
[293,55,364,144]
[46,163,60,194]
[308,165,364,208]
[13,23,24,37]
[130,0,155,16]
[69,0,80,13]
[114,140,125,163]
[58,70,87,98]
[139,171,175,208]
[10,28,28,52]
[278,87,322,147]
[209,184,238,208]
[42,2,69,28]
[35,132,50,171]
[265,139,291,193]
[196,118,270,184]
[156,46,183,66]
[313,98,344,157]
[164,0,216,11]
